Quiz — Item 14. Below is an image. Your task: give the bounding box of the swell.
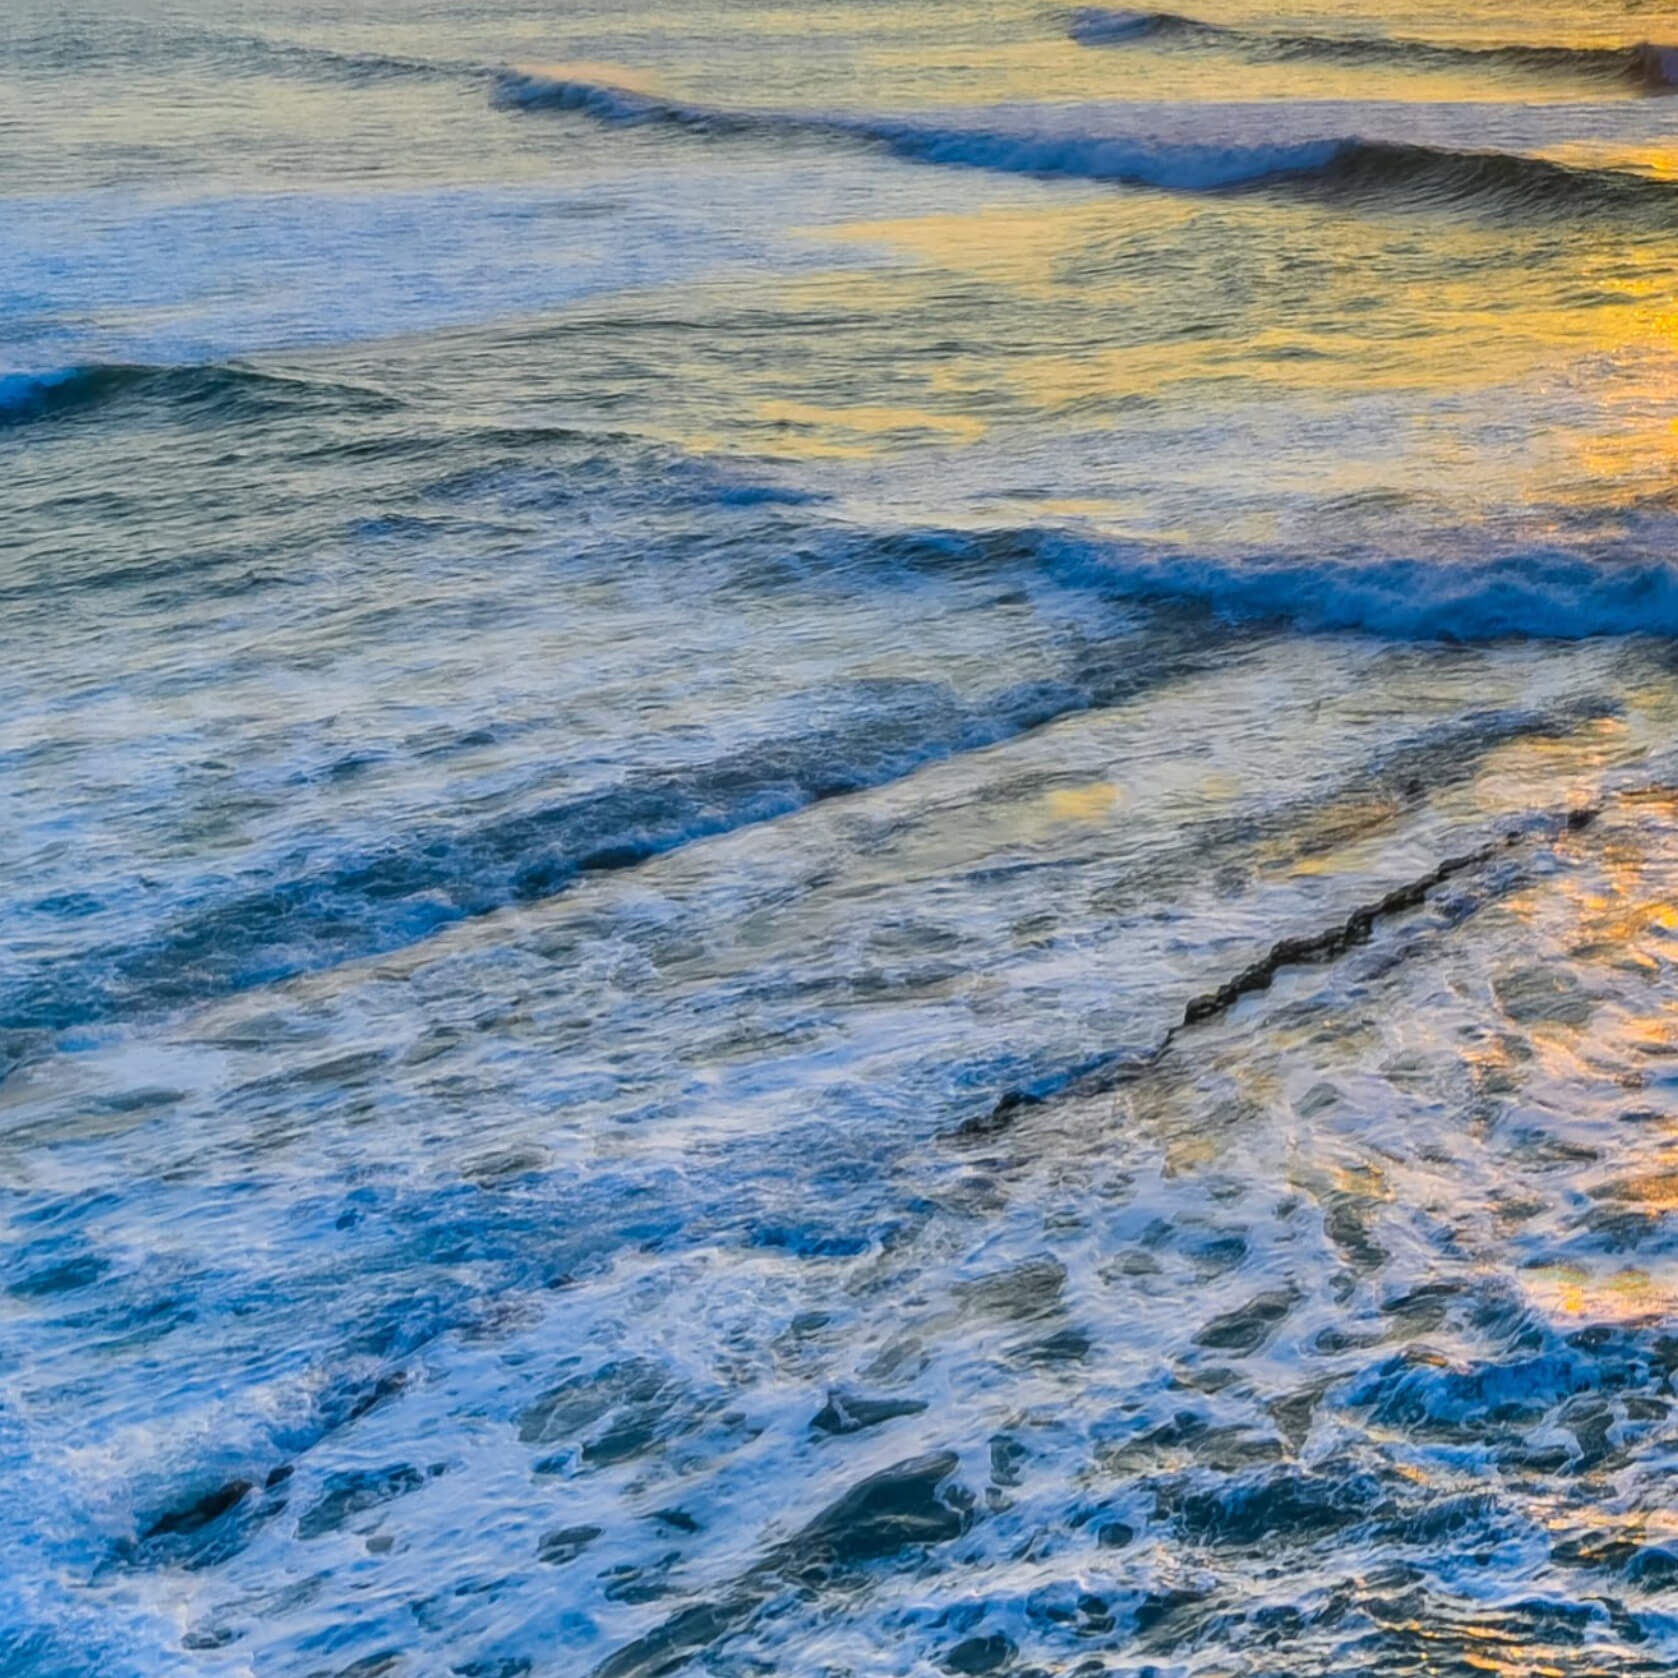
[498,73,1678,222]
[0,362,400,433]
[1068,9,1678,90]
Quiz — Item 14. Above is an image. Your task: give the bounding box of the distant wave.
[494,73,759,131]
[0,362,399,432]
[10,18,485,86]
[499,73,1678,221]
[1068,9,1678,90]
[871,130,1678,220]
[226,36,488,86]
[18,363,1677,646]
[1069,9,1203,45]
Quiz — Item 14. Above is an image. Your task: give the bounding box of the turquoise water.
[8,2,1678,1673]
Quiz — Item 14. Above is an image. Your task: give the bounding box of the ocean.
[6,1,1678,1672]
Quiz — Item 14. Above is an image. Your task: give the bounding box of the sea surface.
[7,1,1678,1672]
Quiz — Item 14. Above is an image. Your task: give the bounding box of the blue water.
[9,1,1678,1673]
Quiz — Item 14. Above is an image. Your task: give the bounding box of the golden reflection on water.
[598,0,1678,114]
[786,176,1678,515]
[1547,141,1678,181]
[1467,717,1631,827]
[495,5,1678,542]
[1041,781,1124,823]
[515,59,670,95]
[857,34,1649,109]
[757,397,987,455]
[825,197,1187,296]
[1523,1263,1678,1320]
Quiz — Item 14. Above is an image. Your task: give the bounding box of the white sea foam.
[16,9,1678,1674]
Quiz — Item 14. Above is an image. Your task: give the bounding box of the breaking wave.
[1051,537,1678,641]
[8,516,1678,1046]
[498,73,1678,219]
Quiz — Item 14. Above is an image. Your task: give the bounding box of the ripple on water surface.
[12,0,1678,1669]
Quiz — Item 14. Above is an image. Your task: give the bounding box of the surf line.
[952,803,1601,1140]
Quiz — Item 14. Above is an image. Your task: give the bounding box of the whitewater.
[8,0,1678,1674]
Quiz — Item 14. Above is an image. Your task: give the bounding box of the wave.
[0,361,400,432]
[499,73,1678,220]
[223,36,487,86]
[10,17,484,86]
[1069,9,1207,45]
[494,73,760,132]
[0,637,1202,1041]
[8,521,1675,1046]
[0,366,153,428]
[1068,9,1678,90]
[873,129,1678,219]
[1050,538,1678,640]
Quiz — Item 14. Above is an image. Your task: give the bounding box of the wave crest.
[493,73,754,132]
[5,519,1673,1052]
[1069,10,1228,46]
